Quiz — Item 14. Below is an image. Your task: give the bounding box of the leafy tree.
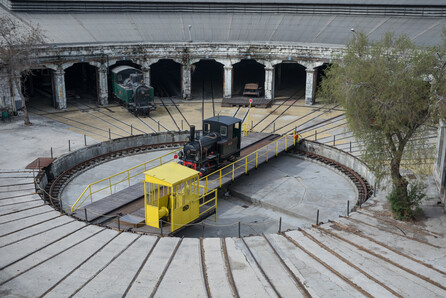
[0,14,46,125]
[320,32,446,220]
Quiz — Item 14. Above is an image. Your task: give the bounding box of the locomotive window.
[220,126,227,136]
[233,122,240,138]
[204,123,210,133]
[117,74,123,83]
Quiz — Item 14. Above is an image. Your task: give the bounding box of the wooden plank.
[72,183,144,222]
[221,97,273,108]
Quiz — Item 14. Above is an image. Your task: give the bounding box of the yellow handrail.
[242,101,253,136]
[198,188,218,222]
[71,147,182,212]
[71,131,302,213]
[199,132,301,186]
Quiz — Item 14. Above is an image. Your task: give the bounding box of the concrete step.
[0,224,103,289]
[74,234,157,297]
[124,237,181,297]
[284,230,392,297]
[242,235,307,298]
[266,233,360,297]
[336,217,446,271]
[350,211,446,247]
[0,211,62,237]
[0,213,73,246]
[0,220,86,269]
[0,205,54,224]
[45,231,139,297]
[202,238,234,298]
[317,222,446,291]
[156,238,207,297]
[1,228,118,297]
[0,200,44,216]
[224,237,274,297]
[304,227,446,297]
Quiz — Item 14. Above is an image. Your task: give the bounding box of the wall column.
[223,65,233,98]
[305,68,317,105]
[434,120,446,203]
[0,70,10,109]
[53,67,67,110]
[98,64,108,106]
[142,66,151,87]
[264,66,275,100]
[0,71,15,110]
[182,64,191,100]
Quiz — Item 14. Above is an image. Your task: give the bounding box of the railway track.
[41,142,185,210]
[293,149,372,207]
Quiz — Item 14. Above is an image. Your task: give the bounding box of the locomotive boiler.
[178,116,242,175]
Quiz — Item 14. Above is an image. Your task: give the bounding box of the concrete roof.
[3,0,446,5]
[8,10,445,46]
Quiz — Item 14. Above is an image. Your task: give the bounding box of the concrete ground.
[1,99,445,297]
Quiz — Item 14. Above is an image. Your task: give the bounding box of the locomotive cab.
[203,116,241,160]
[179,116,242,175]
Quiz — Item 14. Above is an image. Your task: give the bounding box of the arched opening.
[315,63,330,99]
[21,68,55,109]
[274,62,306,100]
[191,60,223,99]
[150,59,182,98]
[112,60,141,69]
[64,63,98,105]
[232,59,265,96]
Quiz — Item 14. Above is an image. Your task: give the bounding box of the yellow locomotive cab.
[144,162,200,232]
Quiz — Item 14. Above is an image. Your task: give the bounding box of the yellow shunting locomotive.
[144,162,216,233]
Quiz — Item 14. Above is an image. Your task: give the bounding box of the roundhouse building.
[0,0,445,111]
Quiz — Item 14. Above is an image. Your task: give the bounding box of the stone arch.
[191,59,224,100]
[273,61,307,100]
[232,59,266,96]
[150,59,182,97]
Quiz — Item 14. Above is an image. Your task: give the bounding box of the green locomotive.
[111,66,156,116]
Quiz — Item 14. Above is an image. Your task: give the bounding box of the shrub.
[387,182,426,220]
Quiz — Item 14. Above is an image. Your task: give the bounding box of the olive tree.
[320,32,446,220]
[0,14,46,125]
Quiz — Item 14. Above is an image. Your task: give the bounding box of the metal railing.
[198,187,217,221]
[71,148,182,212]
[242,122,252,136]
[200,132,301,192]
[71,131,301,213]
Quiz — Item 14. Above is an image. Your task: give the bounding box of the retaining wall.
[298,140,376,189]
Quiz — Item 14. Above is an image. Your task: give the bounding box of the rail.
[71,147,182,212]
[200,131,301,192]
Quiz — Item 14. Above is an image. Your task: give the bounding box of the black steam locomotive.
[178,116,242,175]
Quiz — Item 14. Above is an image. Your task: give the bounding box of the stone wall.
[49,131,189,179]
[298,140,376,190]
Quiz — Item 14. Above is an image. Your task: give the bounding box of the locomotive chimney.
[190,125,195,142]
